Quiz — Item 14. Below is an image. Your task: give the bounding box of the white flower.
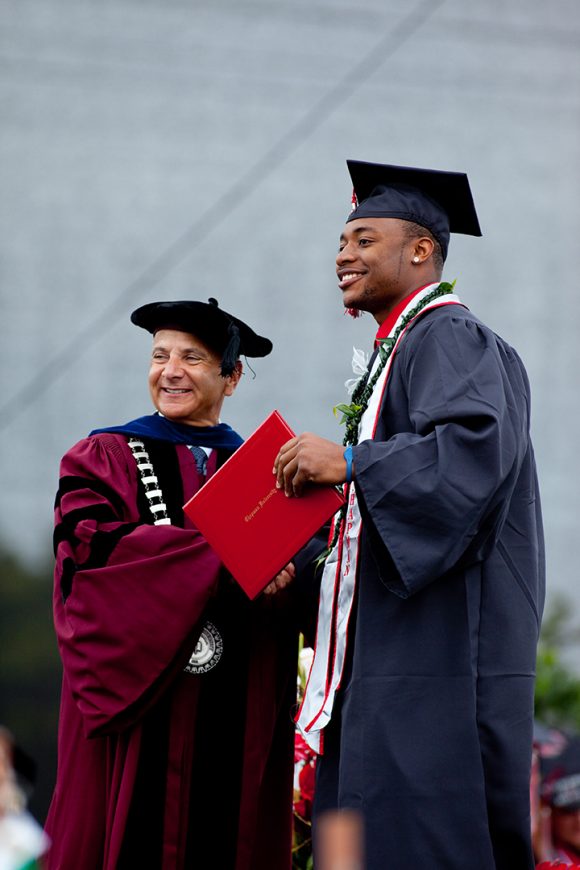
[298,646,314,677]
[344,346,369,395]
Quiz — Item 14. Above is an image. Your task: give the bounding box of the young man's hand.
[273,434,349,497]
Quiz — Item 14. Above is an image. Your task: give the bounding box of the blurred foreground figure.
[0,728,49,870]
[275,161,545,869]
[45,299,312,870]
[539,733,580,864]
[315,809,364,870]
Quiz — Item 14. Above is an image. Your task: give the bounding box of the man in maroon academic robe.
[45,299,315,870]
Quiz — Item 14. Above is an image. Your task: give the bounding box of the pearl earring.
[413,256,420,264]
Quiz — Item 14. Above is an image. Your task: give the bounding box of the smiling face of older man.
[148,328,241,428]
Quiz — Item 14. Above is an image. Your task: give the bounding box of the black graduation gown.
[314,304,545,869]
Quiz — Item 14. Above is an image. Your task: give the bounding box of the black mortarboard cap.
[346,160,482,261]
[131,298,273,376]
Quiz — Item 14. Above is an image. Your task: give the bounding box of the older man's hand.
[263,562,295,596]
[273,433,348,497]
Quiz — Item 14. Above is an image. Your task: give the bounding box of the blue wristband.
[343,446,353,483]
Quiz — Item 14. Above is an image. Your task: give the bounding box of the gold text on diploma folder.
[244,487,278,523]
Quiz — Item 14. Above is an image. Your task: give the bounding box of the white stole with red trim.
[295,284,464,754]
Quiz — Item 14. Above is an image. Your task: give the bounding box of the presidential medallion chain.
[127,439,171,525]
[127,437,223,674]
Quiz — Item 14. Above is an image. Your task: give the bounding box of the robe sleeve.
[353,313,529,598]
[53,434,222,737]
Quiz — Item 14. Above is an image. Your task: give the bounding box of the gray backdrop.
[1,0,578,615]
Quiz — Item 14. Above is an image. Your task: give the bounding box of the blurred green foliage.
[535,593,580,731]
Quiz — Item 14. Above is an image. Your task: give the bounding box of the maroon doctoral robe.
[44,432,305,869]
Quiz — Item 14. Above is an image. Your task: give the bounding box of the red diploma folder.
[183,410,344,599]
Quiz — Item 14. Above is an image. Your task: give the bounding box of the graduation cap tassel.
[221,320,241,376]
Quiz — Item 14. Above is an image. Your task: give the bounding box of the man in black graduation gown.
[274,161,545,869]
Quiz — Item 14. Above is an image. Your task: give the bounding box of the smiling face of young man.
[336,217,436,324]
[148,329,241,427]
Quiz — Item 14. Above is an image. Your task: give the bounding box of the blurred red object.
[536,862,580,869]
[293,733,316,821]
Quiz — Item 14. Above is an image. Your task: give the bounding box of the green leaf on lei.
[378,338,395,360]
[333,402,362,424]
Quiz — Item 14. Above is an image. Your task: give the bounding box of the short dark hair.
[402,221,444,274]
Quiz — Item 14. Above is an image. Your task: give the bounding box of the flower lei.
[321,281,456,562]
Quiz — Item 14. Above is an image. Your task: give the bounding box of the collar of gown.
[90,412,243,450]
[374,284,433,347]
